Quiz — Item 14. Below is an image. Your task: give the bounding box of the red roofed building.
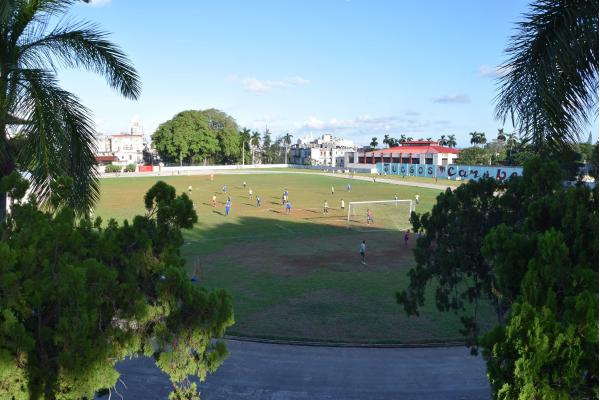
[361,140,459,166]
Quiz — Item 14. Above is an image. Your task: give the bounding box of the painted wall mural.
[376,163,523,181]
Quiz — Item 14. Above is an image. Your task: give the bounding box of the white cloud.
[227,75,310,94]
[87,0,111,6]
[432,94,470,104]
[479,65,512,78]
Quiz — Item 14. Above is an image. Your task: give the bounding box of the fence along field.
[94,172,497,343]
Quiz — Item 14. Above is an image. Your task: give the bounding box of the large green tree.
[0,0,140,222]
[0,174,234,399]
[495,0,598,150]
[199,109,240,164]
[480,185,598,398]
[152,110,218,166]
[398,158,598,397]
[151,109,240,165]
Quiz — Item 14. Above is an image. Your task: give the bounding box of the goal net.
[347,200,414,230]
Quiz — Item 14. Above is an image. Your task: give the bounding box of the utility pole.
[242,141,245,166]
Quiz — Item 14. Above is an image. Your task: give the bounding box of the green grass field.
[95,172,495,343]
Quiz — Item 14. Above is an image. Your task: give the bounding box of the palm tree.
[282,132,293,164]
[496,128,506,142]
[0,0,140,221]
[469,131,487,146]
[250,131,261,164]
[478,132,487,146]
[447,134,457,148]
[495,0,598,150]
[239,127,251,165]
[439,135,447,146]
[383,134,390,147]
[505,132,519,161]
[369,137,378,149]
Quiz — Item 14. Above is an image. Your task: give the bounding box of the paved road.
[97,339,490,400]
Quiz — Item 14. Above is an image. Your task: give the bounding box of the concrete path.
[97,339,490,400]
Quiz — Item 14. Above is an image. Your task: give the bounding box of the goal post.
[347,199,414,230]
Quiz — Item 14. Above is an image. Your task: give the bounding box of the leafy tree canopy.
[151,109,240,165]
[0,174,234,399]
[398,157,598,398]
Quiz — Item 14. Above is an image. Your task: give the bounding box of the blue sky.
[56,0,596,147]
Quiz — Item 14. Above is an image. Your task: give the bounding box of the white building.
[93,123,147,166]
[289,133,357,167]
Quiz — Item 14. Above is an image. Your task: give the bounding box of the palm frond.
[16,68,99,214]
[19,20,141,99]
[495,0,599,150]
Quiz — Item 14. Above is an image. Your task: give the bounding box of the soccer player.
[243,181,247,188]
[188,185,192,194]
[360,240,366,264]
[256,195,261,207]
[227,195,231,204]
[285,201,292,214]
[222,185,227,193]
[331,186,335,195]
[415,194,420,205]
[372,177,376,183]
[225,200,231,216]
[249,188,253,199]
[346,183,351,192]
[323,200,329,214]
[404,230,410,246]
[210,173,214,181]
[212,194,217,207]
[340,199,345,210]
[367,209,374,224]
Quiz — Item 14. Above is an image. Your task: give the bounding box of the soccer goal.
[347,200,414,230]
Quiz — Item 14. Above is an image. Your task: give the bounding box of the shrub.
[124,163,137,173]
[105,164,122,173]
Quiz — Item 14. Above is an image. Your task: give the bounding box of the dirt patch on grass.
[197,231,416,278]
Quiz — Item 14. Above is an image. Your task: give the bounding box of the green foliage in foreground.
[399,157,598,398]
[0,175,233,399]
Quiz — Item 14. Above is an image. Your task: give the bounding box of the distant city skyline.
[60,0,598,147]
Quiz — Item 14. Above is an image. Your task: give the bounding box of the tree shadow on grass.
[180,214,497,344]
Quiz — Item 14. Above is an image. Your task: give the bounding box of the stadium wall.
[377,163,523,182]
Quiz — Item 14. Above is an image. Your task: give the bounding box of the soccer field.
[95,172,495,343]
